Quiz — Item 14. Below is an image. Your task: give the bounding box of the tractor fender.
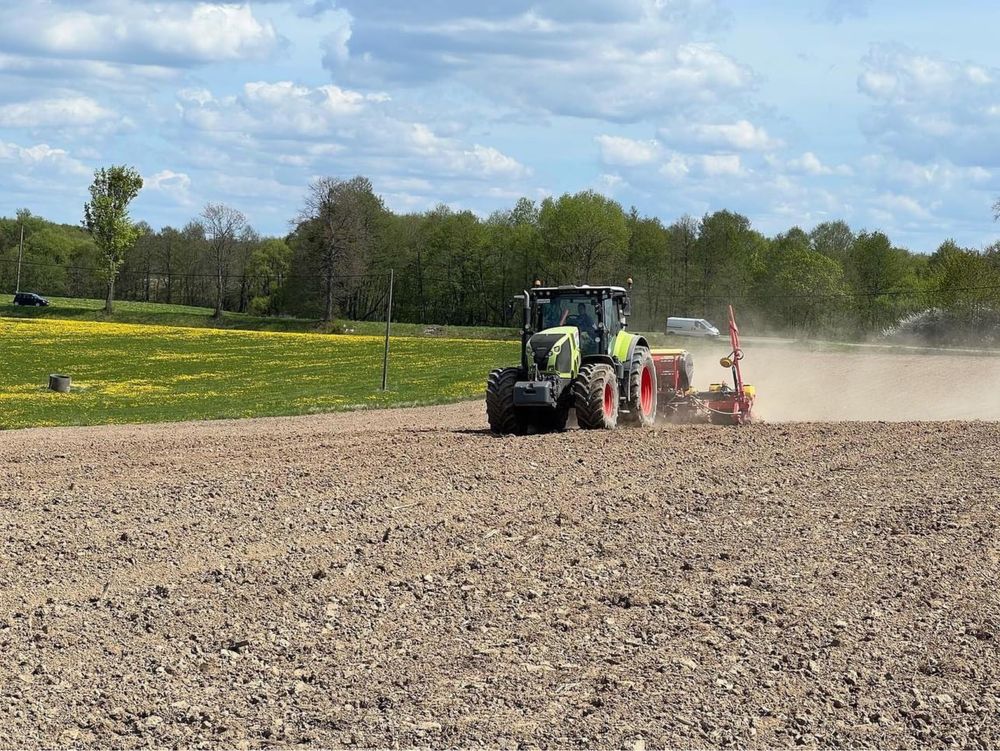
[581,353,622,381]
[612,333,650,399]
[612,331,649,366]
[581,353,616,367]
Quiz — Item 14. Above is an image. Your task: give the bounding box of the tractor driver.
[575,302,596,332]
[555,301,597,330]
[560,300,596,328]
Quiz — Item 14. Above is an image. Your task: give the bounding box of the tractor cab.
[528,285,630,357]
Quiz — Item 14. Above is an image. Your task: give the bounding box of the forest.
[3,177,999,343]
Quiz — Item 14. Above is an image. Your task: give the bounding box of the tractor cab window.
[540,300,567,329]
[536,296,599,331]
[604,298,623,337]
[535,295,603,354]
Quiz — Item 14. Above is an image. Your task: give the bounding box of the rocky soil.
[1,404,999,748]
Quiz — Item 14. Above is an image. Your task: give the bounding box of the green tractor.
[486,283,657,433]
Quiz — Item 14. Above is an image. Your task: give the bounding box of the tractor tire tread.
[622,347,657,427]
[573,363,618,430]
[486,367,527,435]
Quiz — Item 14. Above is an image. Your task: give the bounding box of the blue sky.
[0,0,998,251]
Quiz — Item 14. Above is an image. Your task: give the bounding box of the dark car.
[13,292,49,306]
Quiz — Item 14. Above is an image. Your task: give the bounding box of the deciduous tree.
[538,191,629,284]
[83,165,143,313]
[298,176,384,322]
[200,203,247,318]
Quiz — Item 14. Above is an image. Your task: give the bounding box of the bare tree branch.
[201,203,247,318]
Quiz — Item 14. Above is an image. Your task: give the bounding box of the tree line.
[2,166,999,341]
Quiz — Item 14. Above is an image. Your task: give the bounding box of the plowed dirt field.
[2,401,998,748]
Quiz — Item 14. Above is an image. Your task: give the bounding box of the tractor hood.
[526,326,579,377]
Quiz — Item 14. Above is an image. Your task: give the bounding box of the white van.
[666,317,720,338]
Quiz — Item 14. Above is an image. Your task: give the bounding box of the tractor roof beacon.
[485,284,757,434]
[485,282,658,434]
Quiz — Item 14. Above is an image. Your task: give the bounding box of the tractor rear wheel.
[486,367,527,435]
[621,347,657,427]
[573,363,619,429]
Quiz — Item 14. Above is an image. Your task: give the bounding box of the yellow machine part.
[650,348,688,356]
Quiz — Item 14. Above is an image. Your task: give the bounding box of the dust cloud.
[693,344,1000,422]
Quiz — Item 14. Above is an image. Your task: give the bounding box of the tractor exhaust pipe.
[518,290,531,374]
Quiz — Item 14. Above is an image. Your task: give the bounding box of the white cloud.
[247,81,368,115]
[660,118,783,152]
[875,192,931,220]
[861,154,991,189]
[0,140,89,176]
[858,44,1000,166]
[679,119,779,151]
[595,173,625,194]
[330,5,752,121]
[145,169,193,206]
[858,49,978,103]
[400,126,529,177]
[786,151,852,176]
[460,144,530,178]
[0,2,279,66]
[0,52,178,87]
[177,80,530,188]
[179,81,383,137]
[659,153,691,180]
[701,153,742,176]
[0,96,117,128]
[595,135,662,166]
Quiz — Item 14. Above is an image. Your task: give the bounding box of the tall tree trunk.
[105,275,115,314]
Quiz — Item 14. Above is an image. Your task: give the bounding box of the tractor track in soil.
[1,402,999,748]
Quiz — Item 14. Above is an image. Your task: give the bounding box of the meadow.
[0,316,516,429]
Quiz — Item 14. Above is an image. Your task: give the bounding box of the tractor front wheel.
[573,363,619,429]
[486,367,527,435]
[621,347,657,427]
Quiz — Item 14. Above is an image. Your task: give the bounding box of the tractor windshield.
[536,295,601,354]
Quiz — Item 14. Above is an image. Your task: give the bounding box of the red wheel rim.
[603,383,614,416]
[640,364,653,415]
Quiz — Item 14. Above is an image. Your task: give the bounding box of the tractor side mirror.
[622,296,632,316]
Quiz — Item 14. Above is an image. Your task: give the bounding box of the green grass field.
[2,295,519,340]
[0,316,517,429]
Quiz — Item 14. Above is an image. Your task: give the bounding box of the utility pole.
[15,220,24,293]
[381,268,394,391]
